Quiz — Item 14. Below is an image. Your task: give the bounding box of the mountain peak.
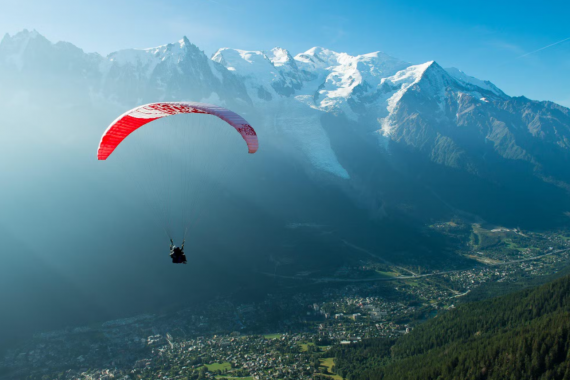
[295,47,340,68]
[1,29,43,47]
[303,46,335,56]
[420,60,447,77]
[9,29,40,40]
[176,36,204,54]
[0,29,48,70]
[211,47,266,72]
[107,36,202,69]
[266,47,294,67]
[179,36,190,46]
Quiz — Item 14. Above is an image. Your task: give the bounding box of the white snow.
[213,49,272,75]
[295,49,410,117]
[212,48,282,100]
[294,47,342,71]
[208,59,224,81]
[275,106,350,179]
[101,38,189,79]
[213,45,410,117]
[445,67,505,97]
[377,62,434,135]
[266,47,293,67]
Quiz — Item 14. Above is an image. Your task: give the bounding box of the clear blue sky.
[2,0,569,106]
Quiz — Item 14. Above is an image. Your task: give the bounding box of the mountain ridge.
[2,29,570,228]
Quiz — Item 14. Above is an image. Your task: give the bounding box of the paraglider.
[97,102,258,160]
[97,102,258,264]
[170,239,187,264]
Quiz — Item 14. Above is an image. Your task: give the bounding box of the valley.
[3,224,570,379]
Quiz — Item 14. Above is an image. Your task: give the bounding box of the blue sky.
[2,0,569,106]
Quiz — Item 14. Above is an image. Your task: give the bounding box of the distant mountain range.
[2,29,570,230]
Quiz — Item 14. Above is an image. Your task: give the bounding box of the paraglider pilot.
[170,239,187,264]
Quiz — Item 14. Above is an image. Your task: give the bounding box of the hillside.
[330,274,570,380]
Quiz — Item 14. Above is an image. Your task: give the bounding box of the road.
[488,247,570,266]
[260,247,570,285]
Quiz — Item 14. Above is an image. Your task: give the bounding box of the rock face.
[2,29,570,228]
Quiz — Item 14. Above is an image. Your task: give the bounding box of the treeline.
[329,274,570,380]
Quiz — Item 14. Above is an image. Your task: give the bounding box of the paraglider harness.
[170,238,187,264]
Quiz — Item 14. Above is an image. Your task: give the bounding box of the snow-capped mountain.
[212,45,411,117]
[100,37,251,108]
[2,29,570,228]
[0,30,250,108]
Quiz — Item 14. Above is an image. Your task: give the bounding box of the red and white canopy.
[97,102,258,160]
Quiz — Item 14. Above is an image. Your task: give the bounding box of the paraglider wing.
[97,102,258,160]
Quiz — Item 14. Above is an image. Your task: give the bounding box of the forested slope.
[330,275,570,380]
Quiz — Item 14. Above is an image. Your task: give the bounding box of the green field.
[300,342,316,351]
[319,358,342,380]
[216,377,253,380]
[204,362,232,371]
[263,333,282,339]
[505,240,528,252]
[471,225,503,249]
